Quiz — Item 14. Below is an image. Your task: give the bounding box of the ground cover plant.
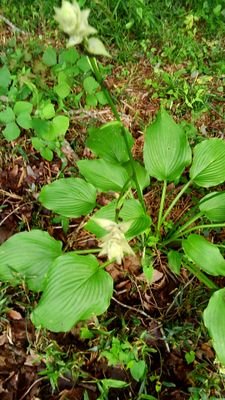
[0,0,225,399]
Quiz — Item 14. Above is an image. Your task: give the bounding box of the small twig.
[18,377,46,400]
[112,295,153,319]
[0,14,28,35]
[0,202,31,226]
[0,189,23,200]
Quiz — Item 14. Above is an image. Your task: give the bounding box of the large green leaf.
[204,288,225,365]
[77,159,130,192]
[39,178,96,218]
[190,139,225,187]
[123,160,150,190]
[120,199,151,239]
[182,234,225,276]
[31,253,113,332]
[85,199,151,240]
[143,108,191,181]
[86,121,134,164]
[0,230,62,291]
[199,191,225,222]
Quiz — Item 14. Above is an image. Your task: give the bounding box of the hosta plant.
[1,0,225,369]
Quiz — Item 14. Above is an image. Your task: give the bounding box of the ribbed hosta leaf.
[204,288,225,365]
[182,234,225,276]
[77,159,130,192]
[123,161,150,190]
[31,253,113,332]
[199,191,225,222]
[190,139,225,187]
[143,108,191,181]
[0,230,62,291]
[120,199,151,239]
[39,178,96,217]
[86,121,134,163]
[85,199,151,240]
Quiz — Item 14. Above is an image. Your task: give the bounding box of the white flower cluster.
[54,1,110,56]
[94,219,135,264]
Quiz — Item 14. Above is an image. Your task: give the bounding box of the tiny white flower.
[54,1,97,47]
[94,218,135,264]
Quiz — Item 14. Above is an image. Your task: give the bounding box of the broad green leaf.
[0,230,62,291]
[77,159,130,192]
[143,108,191,181]
[85,201,116,238]
[3,122,20,141]
[204,288,225,364]
[32,137,44,152]
[96,91,108,105]
[40,147,53,161]
[39,103,55,120]
[86,94,98,107]
[39,178,96,218]
[86,122,134,164]
[168,250,182,275]
[0,66,11,88]
[16,112,32,129]
[54,83,70,99]
[85,199,151,239]
[42,47,57,66]
[130,360,146,382]
[31,253,113,332]
[32,118,50,138]
[83,76,99,95]
[120,199,151,239]
[199,191,225,222]
[124,160,150,190]
[0,107,15,124]
[58,48,79,64]
[190,139,225,187]
[50,115,69,137]
[182,234,225,276]
[14,101,33,116]
[77,56,91,72]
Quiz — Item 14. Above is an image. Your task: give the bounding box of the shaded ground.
[1,22,225,400]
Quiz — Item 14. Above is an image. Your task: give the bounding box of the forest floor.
[1,4,225,399]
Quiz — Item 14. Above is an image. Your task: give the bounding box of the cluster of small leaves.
[0,45,108,160]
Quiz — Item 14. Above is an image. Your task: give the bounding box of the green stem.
[165,211,203,244]
[157,180,167,236]
[88,56,146,212]
[99,259,116,269]
[185,262,218,289]
[161,180,192,224]
[73,248,100,255]
[178,222,225,236]
[163,221,225,245]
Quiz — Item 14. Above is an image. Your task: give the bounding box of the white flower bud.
[94,219,135,264]
[54,1,97,46]
[86,37,111,57]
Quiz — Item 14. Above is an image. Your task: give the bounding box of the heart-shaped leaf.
[144,108,191,181]
[190,139,225,187]
[39,178,96,218]
[199,191,225,222]
[86,121,134,164]
[77,159,130,192]
[0,230,62,291]
[31,253,113,332]
[182,234,225,276]
[204,288,225,365]
[85,199,151,239]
